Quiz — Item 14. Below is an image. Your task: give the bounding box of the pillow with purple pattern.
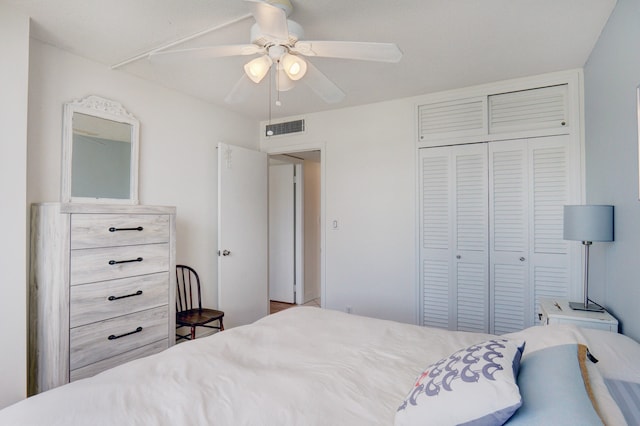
[395,338,525,426]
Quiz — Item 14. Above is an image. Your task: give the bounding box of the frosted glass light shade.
[563,205,614,242]
[281,53,307,81]
[244,55,272,83]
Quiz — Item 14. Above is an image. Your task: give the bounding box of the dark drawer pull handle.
[108,290,143,301]
[109,257,143,265]
[109,226,144,232]
[108,326,143,341]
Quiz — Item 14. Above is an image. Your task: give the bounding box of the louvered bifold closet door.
[489,141,530,334]
[420,147,452,329]
[488,136,575,333]
[454,145,489,332]
[528,135,574,322]
[419,145,488,332]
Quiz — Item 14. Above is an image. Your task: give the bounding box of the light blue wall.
[584,0,640,340]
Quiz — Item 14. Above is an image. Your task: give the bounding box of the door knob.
[456,255,461,259]
[222,250,231,256]
[520,257,525,262]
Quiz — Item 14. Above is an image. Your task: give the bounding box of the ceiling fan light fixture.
[160,0,401,105]
[281,53,307,81]
[244,55,273,83]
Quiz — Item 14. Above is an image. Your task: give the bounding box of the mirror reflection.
[71,113,132,199]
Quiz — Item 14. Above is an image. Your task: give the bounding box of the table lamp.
[563,205,614,312]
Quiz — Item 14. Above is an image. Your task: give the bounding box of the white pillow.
[395,338,525,426]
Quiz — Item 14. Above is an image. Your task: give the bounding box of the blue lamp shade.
[563,205,614,242]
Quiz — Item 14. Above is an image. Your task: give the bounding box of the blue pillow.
[506,344,602,425]
[395,339,525,426]
[605,378,640,425]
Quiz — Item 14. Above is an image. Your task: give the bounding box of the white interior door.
[269,163,295,303]
[218,143,268,328]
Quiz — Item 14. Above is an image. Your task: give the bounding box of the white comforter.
[0,307,625,425]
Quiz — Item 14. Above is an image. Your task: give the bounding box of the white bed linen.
[0,307,626,425]
[582,328,640,426]
[582,328,640,383]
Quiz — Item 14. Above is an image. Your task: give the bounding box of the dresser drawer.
[71,214,170,249]
[70,340,168,382]
[70,272,169,328]
[70,306,168,371]
[70,243,169,285]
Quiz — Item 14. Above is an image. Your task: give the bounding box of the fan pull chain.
[266,65,275,136]
[275,59,282,106]
[268,65,272,125]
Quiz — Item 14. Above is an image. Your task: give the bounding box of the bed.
[0,306,637,425]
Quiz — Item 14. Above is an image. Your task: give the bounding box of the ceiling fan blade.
[245,0,289,41]
[302,61,345,104]
[224,74,256,104]
[292,41,403,63]
[149,44,264,60]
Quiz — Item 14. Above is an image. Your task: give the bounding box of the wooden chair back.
[176,264,202,313]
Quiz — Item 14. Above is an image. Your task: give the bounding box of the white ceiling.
[3,0,616,121]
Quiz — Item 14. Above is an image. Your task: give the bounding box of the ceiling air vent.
[265,119,305,137]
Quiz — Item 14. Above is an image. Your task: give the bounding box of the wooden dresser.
[29,203,176,395]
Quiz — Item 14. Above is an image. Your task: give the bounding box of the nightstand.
[538,298,618,332]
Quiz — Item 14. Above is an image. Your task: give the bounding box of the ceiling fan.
[149,0,402,105]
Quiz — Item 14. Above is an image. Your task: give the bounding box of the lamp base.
[569,301,604,312]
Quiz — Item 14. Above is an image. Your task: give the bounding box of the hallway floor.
[270,298,321,314]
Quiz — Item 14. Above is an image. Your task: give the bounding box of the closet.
[417,72,582,334]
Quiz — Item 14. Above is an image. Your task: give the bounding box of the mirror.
[61,95,139,204]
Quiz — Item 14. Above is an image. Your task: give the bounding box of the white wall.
[584,0,640,340]
[0,5,29,408]
[27,40,259,313]
[262,99,417,324]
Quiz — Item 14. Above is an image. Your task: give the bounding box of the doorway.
[268,150,322,313]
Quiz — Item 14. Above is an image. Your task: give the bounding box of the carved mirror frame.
[61,95,140,204]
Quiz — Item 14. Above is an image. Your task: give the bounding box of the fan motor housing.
[250,20,303,47]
